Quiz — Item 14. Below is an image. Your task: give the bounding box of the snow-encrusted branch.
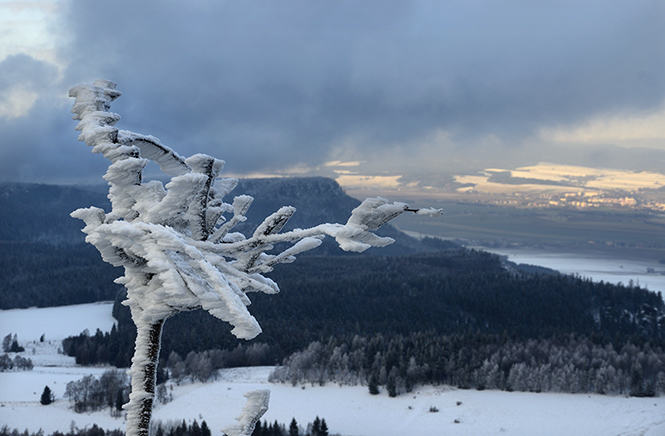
[69,79,441,436]
[222,390,270,436]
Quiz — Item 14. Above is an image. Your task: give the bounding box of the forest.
[0,178,426,310]
[3,181,665,400]
[59,249,665,397]
[0,417,332,436]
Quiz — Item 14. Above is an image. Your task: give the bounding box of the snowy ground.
[0,302,116,367]
[2,304,665,436]
[479,247,665,295]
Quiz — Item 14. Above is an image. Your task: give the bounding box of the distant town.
[451,163,665,212]
[456,188,665,212]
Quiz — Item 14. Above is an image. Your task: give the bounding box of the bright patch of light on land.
[456,164,665,194]
[515,164,665,190]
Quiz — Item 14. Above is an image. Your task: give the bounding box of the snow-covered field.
[480,247,665,295]
[1,303,665,436]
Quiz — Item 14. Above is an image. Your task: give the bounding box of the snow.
[0,301,116,343]
[61,80,659,434]
[480,247,665,295]
[1,303,665,436]
[222,389,270,436]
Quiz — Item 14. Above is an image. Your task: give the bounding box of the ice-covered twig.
[222,390,270,436]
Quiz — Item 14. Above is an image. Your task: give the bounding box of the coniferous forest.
[2,181,665,399]
[59,250,665,397]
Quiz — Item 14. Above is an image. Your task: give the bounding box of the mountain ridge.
[0,177,434,309]
[0,177,429,254]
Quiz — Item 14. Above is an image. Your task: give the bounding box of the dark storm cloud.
[0,54,98,182]
[0,0,663,182]
[0,54,56,96]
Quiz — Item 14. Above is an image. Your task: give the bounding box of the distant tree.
[311,417,321,436]
[11,355,32,370]
[190,420,201,436]
[9,335,24,353]
[386,368,399,398]
[40,385,54,405]
[113,389,125,417]
[630,366,647,397]
[0,354,11,371]
[288,418,299,436]
[200,421,211,436]
[368,373,380,395]
[65,370,129,413]
[319,419,329,436]
[2,334,11,352]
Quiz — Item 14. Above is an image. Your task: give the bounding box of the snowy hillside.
[1,303,664,436]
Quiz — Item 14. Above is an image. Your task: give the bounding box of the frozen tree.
[69,79,440,436]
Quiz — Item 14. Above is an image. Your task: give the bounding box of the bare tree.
[69,79,440,436]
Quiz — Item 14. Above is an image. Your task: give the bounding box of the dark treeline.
[0,183,109,246]
[0,178,428,310]
[164,344,273,384]
[0,183,120,309]
[252,416,332,436]
[62,250,665,371]
[0,417,334,436]
[0,242,122,309]
[0,420,210,436]
[0,426,123,436]
[0,354,33,371]
[268,333,665,397]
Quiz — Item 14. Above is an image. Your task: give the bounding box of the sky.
[0,0,664,193]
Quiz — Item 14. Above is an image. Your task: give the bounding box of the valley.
[2,179,665,435]
[1,303,664,436]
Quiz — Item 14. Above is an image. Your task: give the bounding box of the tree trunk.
[125,318,165,436]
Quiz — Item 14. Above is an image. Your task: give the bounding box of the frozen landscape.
[1,303,664,436]
[480,247,665,295]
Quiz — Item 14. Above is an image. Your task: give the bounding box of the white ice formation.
[69,79,441,436]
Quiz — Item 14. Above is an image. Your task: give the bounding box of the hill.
[0,178,433,309]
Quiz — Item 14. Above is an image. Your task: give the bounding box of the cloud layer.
[1,0,664,183]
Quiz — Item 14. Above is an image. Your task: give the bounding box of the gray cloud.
[1,0,663,183]
[0,54,100,182]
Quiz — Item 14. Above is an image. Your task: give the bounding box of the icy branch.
[69,77,442,343]
[222,390,270,436]
[69,79,441,436]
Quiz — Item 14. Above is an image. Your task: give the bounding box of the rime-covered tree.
[69,79,440,436]
[368,373,380,395]
[2,334,11,353]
